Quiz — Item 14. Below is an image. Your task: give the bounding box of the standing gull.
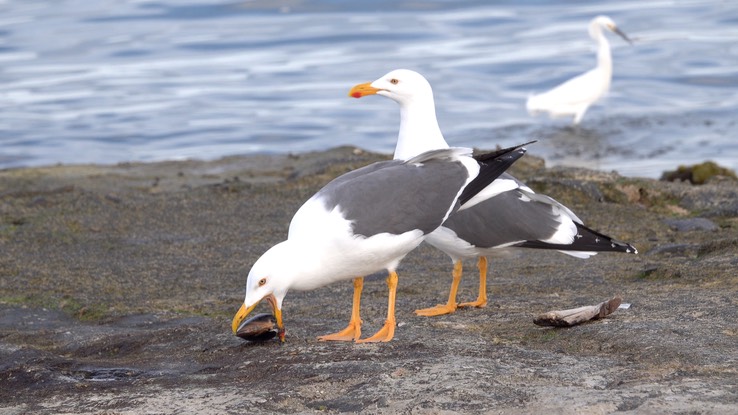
[350,69,637,316]
[232,144,529,342]
[526,15,633,125]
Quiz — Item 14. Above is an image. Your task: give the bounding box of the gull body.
[526,16,632,125]
[350,69,636,316]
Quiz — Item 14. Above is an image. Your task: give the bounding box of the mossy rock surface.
[1,147,737,414]
[661,161,737,184]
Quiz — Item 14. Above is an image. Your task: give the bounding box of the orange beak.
[348,82,382,99]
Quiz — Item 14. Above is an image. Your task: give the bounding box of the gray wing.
[317,157,469,237]
[443,186,636,254]
[442,188,566,248]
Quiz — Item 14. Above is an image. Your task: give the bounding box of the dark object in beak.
[236,313,278,342]
[614,27,633,45]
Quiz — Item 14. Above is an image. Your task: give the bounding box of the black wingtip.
[575,223,638,254]
[515,223,638,254]
[458,141,535,206]
[472,140,537,163]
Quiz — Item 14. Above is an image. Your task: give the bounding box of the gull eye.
[258,278,267,287]
[390,78,399,85]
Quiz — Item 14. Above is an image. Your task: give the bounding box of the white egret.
[526,15,632,125]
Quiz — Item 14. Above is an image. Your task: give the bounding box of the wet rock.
[67,367,142,382]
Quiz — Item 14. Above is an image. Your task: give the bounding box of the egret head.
[590,15,632,45]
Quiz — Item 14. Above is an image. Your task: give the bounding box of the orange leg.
[356,271,398,343]
[318,277,363,342]
[459,256,488,308]
[415,260,462,317]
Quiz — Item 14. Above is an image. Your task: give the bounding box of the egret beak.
[613,27,633,45]
[232,294,285,342]
[349,82,382,98]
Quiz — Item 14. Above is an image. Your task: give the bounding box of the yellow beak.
[231,293,286,342]
[231,302,257,334]
[349,82,382,98]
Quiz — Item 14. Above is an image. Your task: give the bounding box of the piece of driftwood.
[534,297,622,327]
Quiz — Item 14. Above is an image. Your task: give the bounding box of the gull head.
[231,242,293,341]
[349,69,434,107]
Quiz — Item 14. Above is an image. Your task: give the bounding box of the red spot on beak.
[351,92,362,98]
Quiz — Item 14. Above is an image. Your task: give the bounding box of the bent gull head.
[231,241,294,341]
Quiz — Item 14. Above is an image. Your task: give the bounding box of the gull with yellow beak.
[349,69,637,317]
[232,143,530,343]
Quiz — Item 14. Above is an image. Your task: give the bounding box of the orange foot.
[458,298,487,308]
[459,257,488,309]
[356,320,395,343]
[414,302,458,317]
[318,321,361,342]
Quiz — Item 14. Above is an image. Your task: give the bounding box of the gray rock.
[680,187,738,217]
[646,243,699,256]
[663,218,718,232]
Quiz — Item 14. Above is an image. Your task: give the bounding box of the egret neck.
[592,23,613,93]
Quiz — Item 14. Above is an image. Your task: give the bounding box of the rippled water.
[1,0,736,177]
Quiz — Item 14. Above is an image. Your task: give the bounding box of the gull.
[350,69,637,316]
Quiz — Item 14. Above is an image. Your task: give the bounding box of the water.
[1,0,736,177]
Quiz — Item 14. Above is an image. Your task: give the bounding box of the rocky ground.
[1,147,737,414]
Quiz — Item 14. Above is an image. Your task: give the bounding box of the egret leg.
[318,277,363,342]
[459,257,488,308]
[573,107,588,125]
[357,271,398,343]
[415,260,462,316]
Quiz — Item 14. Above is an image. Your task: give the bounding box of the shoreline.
[1,147,737,413]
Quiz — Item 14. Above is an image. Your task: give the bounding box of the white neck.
[596,35,612,71]
[394,97,449,160]
[594,28,613,90]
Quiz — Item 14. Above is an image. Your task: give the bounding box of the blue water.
[1,0,736,177]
